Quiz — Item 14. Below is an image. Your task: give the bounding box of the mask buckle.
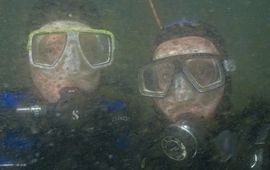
[223,59,236,72]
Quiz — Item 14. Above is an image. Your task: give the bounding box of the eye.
[156,63,174,91]
[32,33,66,65]
[141,62,174,94]
[185,59,220,86]
[79,33,111,66]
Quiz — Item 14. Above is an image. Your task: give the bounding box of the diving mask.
[27,21,115,70]
[139,53,233,98]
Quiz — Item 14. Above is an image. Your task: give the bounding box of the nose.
[62,44,81,74]
[171,73,194,102]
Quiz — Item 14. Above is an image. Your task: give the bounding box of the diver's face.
[153,36,224,122]
[31,33,100,103]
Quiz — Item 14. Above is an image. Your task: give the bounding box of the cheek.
[75,74,100,92]
[31,70,73,102]
[198,87,224,106]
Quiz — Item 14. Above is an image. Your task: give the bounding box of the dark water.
[0,0,269,169]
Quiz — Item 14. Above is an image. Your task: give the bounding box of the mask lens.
[140,62,174,97]
[32,33,66,66]
[79,33,112,67]
[185,58,222,90]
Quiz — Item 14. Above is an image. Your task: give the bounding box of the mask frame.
[138,53,233,98]
[27,23,115,70]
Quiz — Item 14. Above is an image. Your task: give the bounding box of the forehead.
[154,36,220,60]
[41,21,89,30]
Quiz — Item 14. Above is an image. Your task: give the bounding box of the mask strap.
[223,59,236,72]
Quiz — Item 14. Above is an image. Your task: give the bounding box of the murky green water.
[0,0,269,169]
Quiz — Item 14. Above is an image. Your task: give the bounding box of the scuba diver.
[138,18,235,169]
[137,1,269,169]
[0,0,136,169]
